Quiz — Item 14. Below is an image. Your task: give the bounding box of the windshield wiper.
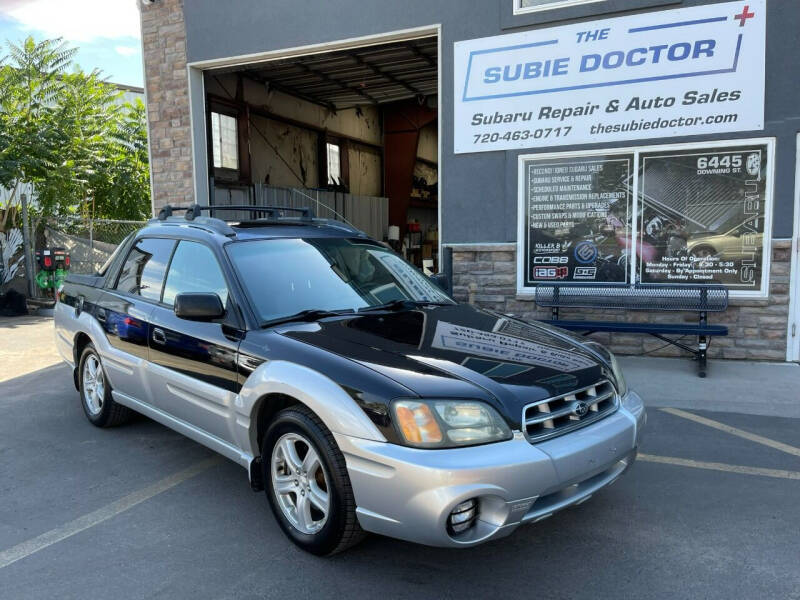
[261,308,355,328]
[358,299,450,313]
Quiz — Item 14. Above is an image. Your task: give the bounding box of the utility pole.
[20,192,36,298]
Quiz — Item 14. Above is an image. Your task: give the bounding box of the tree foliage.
[0,37,150,226]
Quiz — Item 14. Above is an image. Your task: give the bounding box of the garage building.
[138,0,800,363]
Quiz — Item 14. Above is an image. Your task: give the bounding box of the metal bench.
[534,284,729,378]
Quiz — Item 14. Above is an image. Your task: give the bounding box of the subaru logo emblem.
[572,401,589,417]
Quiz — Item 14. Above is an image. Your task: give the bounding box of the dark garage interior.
[203,36,440,271]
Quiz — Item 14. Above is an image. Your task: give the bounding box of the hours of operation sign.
[453,1,765,153]
[637,144,771,292]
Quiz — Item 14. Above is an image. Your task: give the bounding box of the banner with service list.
[454,1,765,153]
[521,155,633,285]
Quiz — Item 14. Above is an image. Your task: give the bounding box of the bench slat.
[547,320,728,336]
[535,283,728,312]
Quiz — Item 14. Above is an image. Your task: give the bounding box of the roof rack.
[150,205,235,236]
[151,204,365,236]
[202,205,316,221]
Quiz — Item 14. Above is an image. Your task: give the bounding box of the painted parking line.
[0,457,221,571]
[638,453,800,481]
[661,408,800,458]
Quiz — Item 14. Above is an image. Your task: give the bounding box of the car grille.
[522,380,618,443]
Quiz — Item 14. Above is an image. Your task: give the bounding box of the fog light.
[447,498,478,535]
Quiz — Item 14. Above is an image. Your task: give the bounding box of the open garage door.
[198,32,441,272]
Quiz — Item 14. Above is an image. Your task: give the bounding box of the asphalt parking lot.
[1,317,799,600]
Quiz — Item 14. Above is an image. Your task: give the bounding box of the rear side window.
[98,232,134,277]
[162,241,229,308]
[115,238,176,302]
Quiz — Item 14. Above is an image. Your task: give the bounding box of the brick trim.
[140,0,194,213]
[452,240,792,361]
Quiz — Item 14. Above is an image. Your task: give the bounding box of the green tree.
[0,37,75,229]
[91,98,151,220]
[0,36,151,227]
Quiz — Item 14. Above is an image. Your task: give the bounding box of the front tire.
[78,343,131,427]
[262,406,365,555]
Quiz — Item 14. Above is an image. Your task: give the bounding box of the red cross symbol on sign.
[735,5,755,26]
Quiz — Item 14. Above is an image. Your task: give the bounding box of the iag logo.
[534,266,569,279]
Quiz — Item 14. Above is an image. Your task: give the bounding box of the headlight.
[585,342,628,397]
[392,399,512,448]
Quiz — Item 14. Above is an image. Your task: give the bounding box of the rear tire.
[78,343,132,427]
[262,405,365,555]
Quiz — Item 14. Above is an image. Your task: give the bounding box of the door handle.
[152,328,166,345]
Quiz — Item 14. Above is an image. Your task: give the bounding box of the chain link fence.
[45,216,146,275]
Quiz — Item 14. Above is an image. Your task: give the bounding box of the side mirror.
[174,292,225,321]
[429,272,449,293]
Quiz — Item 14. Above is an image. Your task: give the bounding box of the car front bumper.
[334,390,645,547]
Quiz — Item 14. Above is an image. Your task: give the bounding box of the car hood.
[277,303,610,427]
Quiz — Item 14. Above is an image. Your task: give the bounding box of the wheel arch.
[253,392,301,454]
[72,331,93,390]
[238,360,386,460]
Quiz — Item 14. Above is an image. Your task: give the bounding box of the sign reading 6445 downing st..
[453,1,765,153]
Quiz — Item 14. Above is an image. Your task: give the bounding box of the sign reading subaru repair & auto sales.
[453,1,765,153]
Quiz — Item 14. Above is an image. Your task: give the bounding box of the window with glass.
[518,139,774,298]
[114,238,176,302]
[326,142,341,185]
[211,111,239,170]
[162,241,229,308]
[227,237,453,324]
[515,0,605,14]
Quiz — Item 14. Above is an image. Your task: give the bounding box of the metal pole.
[20,192,36,298]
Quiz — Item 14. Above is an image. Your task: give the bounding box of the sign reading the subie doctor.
[453,1,765,153]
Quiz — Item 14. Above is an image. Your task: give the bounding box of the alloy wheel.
[82,354,105,416]
[271,432,330,535]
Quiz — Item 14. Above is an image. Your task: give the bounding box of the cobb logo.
[534,266,569,279]
[533,256,569,264]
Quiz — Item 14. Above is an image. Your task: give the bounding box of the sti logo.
[534,266,569,279]
[574,267,597,280]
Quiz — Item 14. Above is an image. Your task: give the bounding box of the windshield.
[226,237,453,324]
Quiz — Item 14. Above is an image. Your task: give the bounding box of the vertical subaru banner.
[454,1,766,153]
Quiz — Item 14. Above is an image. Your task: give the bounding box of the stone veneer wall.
[451,240,792,361]
[140,0,194,213]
